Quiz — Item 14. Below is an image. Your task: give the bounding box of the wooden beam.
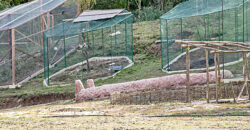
[11,29,15,86]
[15,48,43,62]
[211,50,250,54]
[175,40,250,47]
[181,43,238,51]
[181,44,220,51]
[205,49,210,103]
[15,29,40,47]
[0,42,27,45]
[186,47,191,103]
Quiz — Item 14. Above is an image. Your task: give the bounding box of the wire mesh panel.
[161,0,250,78]
[0,0,77,87]
[0,30,12,85]
[43,12,134,86]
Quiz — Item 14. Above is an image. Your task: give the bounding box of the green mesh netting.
[161,0,250,78]
[43,12,134,86]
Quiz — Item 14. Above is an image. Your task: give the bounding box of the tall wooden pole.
[186,47,191,103]
[40,0,44,49]
[214,53,218,103]
[11,29,15,86]
[217,48,222,99]
[205,49,210,103]
[77,0,81,46]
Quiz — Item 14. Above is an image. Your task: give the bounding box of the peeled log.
[75,70,233,101]
[86,79,95,88]
[75,80,84,98]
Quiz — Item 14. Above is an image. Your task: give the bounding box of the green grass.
[0,19,248,100]
[0,20,163,99]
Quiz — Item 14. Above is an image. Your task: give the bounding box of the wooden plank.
[15,29,40,47]
[205,49,210,103]
[0,42,27,45]
[186,47,191,103]
[11,29,15,85]
[217,49,222,99]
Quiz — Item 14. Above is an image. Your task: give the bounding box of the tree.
[0,0,10,10]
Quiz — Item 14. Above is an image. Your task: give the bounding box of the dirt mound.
[0,93,74,109]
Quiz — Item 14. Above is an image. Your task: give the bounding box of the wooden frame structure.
[175,40,250,103]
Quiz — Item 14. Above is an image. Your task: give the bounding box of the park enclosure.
[43,9,134,86]
[160,0,250,78]
[0,0,78,87]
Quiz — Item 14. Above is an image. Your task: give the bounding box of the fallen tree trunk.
[75,70,233,101]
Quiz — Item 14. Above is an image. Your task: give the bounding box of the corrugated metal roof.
[73,9,124,22]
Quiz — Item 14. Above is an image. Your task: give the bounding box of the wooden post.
[51,15,54,44]
[246,54,250,100]
[248,67,250,100]
[76,0,81,17]
[40,15,44,48]
[77,0,81,46]
[230,82,236,103]
[237,52,248,100]
[186,47,191,103]
[205,49,210,103]
[216,49,222,99]
[40,0,44,49]
[46,12,50,29]
[243,53,247,96]
[11,29,15,86]
[214,53,218,103]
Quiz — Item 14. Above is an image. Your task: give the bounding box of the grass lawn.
[0,19,249,100]
[0,20,164,99]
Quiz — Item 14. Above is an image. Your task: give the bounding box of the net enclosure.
[43,9,134,86]
[160,0,250,78]
[0,0,77,87]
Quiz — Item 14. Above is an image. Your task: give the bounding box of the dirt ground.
[51,57,130,85]
[0,99,249,129]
